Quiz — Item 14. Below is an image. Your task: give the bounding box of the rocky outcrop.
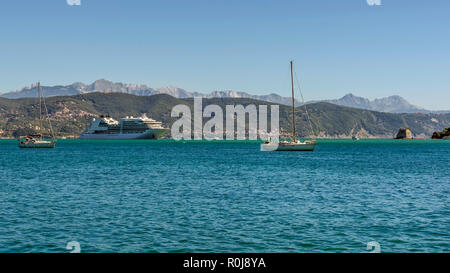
[395,128,413,139]
[432,127,450,139]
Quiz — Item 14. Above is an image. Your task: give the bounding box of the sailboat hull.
[19,140,56,148]
[261,142,316,151]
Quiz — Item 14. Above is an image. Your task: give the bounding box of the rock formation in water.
[432,127,450,139]
[395,128,413,139]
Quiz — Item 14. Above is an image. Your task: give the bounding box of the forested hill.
[0,92,449,138]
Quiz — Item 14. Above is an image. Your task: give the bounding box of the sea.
[0,139,449,253]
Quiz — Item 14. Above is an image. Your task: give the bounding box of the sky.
[0,0,449,110]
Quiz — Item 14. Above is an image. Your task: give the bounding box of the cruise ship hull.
[79,128,167,140]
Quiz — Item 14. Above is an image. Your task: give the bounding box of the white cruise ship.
[80,114,168,140]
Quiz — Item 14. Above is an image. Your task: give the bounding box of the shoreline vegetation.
[432,127,450,139]
[1,92,449,139]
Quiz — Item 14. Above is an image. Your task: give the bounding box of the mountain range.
[321,93,428,113]
[1,79,445,113]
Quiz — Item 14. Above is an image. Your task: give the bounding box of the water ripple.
[0,139,449,252]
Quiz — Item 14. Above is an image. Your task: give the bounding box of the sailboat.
[261,61,317,151]
[18,82,56,148]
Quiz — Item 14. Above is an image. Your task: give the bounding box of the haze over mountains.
[321,93,428,113]
[0,79,444,113]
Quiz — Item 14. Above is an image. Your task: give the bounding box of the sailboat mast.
[38,82,42,139]
[290,61,296,141]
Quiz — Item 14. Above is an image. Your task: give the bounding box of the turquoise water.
[0,139,449,253]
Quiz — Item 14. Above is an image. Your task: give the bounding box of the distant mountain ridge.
[1,79,445,113]
[322,93,428,113]
[0,79,305,107]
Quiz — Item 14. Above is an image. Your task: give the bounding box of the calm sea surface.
[0,139,449,253]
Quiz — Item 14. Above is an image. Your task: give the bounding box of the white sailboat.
[261,61,316,151]
[18,82,56,148]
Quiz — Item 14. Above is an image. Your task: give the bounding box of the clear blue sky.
[1,0,449,109]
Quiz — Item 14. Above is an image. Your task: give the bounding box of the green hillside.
[1,93,449,138]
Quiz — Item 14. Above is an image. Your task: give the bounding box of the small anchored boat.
[262,138,317,151]
[261,61,317,152]
[19,134,56,148]
[18,82,56,148]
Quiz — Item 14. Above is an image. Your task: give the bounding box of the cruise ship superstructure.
[80,115,168,140]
